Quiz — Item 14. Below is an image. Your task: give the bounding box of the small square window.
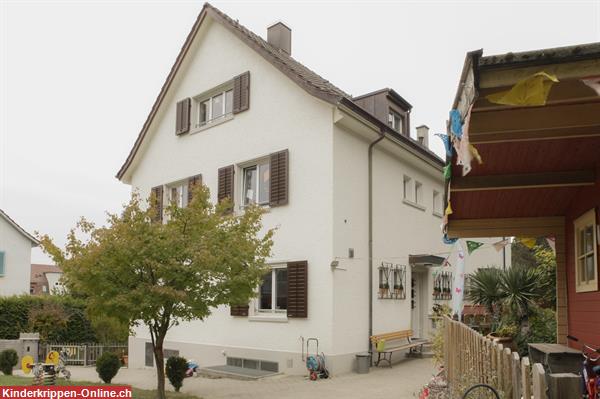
[195,87,234,128]
[166,182,187,209]
[388,110,404,134]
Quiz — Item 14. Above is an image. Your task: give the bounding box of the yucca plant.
[466,267,503,318]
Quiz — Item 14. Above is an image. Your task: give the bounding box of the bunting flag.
[466,240,484,255]
[546,237,556,253]
[492,238,510,252]
[443,164,452,180]
[445,201,453,216]
[486,72,559,106]
[519,237,537,249]
[451,242,466,318]
[435,133,453,157]
[449,109,463,138]
[443,233,458,245]
[582,77,600,96]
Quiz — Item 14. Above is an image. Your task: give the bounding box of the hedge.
[0,295,96,342]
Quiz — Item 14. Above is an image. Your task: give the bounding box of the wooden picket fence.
[443,316,548,398]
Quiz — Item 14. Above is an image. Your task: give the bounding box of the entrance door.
[411,271,425,339]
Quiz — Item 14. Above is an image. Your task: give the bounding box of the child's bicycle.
[567,335,600,399]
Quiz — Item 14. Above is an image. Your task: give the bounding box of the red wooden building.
[446,43,600,346]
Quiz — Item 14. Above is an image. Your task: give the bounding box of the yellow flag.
[445,201,453,216]
[486,72,559,106]
[520,237,537,249]
[469,144,483,164]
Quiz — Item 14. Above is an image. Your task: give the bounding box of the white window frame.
[388,109,404,134]
[193,85,234,129]
[433,190,443,217]
[241,158,270,207]
[403,175,413,200]
[166,181,188,209]
[574,208,598,293]
[257,264,287,314]
[415,181,423,205]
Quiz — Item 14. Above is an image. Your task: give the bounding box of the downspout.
[368,127,385,349]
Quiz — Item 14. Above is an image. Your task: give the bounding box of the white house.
[0,209,39,296]
[117,3,508,374]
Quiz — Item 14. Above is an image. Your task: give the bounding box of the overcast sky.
[1,0,599,263]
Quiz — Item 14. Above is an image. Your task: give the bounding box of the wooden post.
[522,356,532,399]
[503,348,512,397]
[512,351,522,399]
[532,363,547,399]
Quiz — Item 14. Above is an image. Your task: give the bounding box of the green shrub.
[0,295,96,343]
[0,349,19,375]
[96,352,121,383]
[166,356,188,392]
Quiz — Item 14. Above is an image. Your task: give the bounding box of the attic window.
[388,110,404,134]
[195,88,234,128]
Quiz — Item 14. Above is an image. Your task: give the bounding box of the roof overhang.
[0,209,39,246]
[447,43,600,237]
[409,254,446,266]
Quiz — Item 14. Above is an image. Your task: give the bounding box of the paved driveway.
[67,358,436,399]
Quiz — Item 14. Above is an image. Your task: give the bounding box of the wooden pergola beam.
[451,170,596,192]
[469,124,600,144]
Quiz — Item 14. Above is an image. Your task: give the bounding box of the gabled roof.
[0,209,39,246]
[353,88,413,111]
[116,3,442,180]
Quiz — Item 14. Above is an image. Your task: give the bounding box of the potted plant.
[488,323,518,351]
[398,282,404,298]
[383,283,389,297]
[378,283,385,297]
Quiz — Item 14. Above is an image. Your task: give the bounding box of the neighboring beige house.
[0,209,39,296]
[30,264,64,295]
[117,3,508,374]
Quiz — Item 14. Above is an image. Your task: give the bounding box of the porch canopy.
[446,43,600,344]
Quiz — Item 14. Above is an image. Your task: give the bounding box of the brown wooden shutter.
[287,261,307,318]
[151,186,163,223]
[269,149,289,207]
[230,304,249,317]
[218,165,235,211]
[233,71,250,114]
[187,174,202,204]
[176,98,191,135]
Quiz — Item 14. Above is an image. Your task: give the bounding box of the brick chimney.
[267,22,291,55]
[416,125,429,148]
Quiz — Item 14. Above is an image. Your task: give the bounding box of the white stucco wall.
[0,217,34,296]
[125,18,336,373]
[45,272,65,295]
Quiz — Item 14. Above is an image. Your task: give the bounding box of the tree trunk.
[153,337,166,399]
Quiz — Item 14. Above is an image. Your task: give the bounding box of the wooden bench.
[370,330,427,367]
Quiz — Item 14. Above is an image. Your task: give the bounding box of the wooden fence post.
[532,363,547,399]
[522,356,532,399]
[511,351,522,399]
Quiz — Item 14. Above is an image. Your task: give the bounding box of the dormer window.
[388,110,404,134]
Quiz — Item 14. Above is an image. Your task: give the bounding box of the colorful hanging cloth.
[435,133,453,157]
[449,109,463,138]
[466,240,484,255]
[443,164,452,180]
[445,201,453,216]
[486,72,559,106]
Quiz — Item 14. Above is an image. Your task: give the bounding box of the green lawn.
[0,375,200,399]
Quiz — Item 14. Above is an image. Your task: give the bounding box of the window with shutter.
[230,304,249,317]
[233,71,250,114]
[287,261,308,318]
[218,165,235,211]
[175,98,191,135]
[0,251,5,276]
[269,150,289,207]
[150,186,164,223]
[187,174,202,204]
